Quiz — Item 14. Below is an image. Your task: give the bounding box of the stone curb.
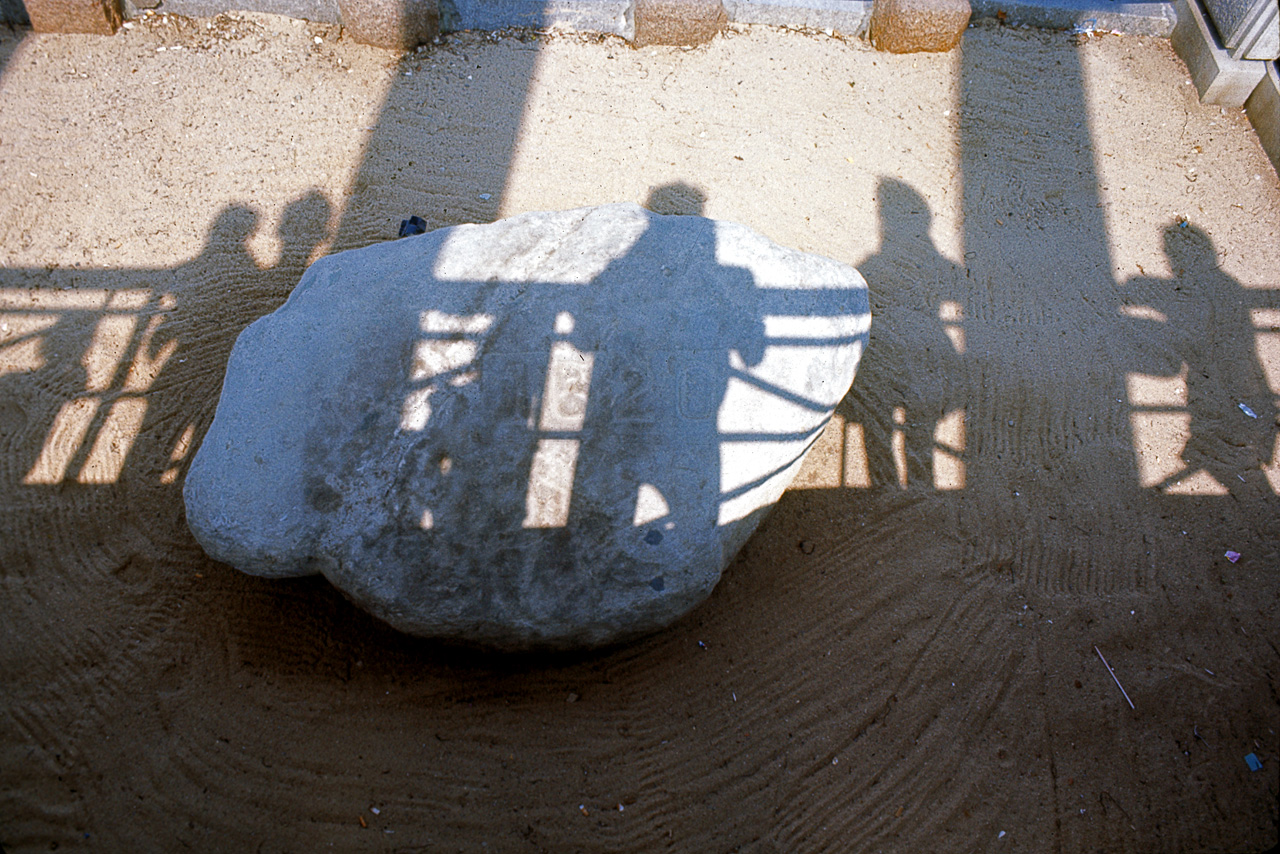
[970,0,1175,36]
[14,0,1181,36]
[725,0,872,34]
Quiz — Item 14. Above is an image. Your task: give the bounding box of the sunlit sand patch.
[79,397,148,484]
[940,300,965,354]
[160,423,197,486]
[1129,411,1191,489]
[1252,309,1280,396]
[843,420,872,488]
[933,407,966,490]
[0,314,58,377]
[1164,469,1230,496]
[892,406,908,489]
[11,288,177,485]
[24,397,99,485]
[1125,367,1188,409]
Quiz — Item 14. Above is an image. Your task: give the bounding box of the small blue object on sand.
[1245,753,1263,771]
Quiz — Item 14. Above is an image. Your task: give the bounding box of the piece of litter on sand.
[1095,646,1135,709]
[1245,753,1263,771]
[998,830,1007,839]
[398,216,427,238]
[1225,550,1241,563]
[1239,403,1258,418]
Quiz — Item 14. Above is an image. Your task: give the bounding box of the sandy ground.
[1,11,1279,852]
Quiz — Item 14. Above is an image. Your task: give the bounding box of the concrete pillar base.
[1172,0,1267,106]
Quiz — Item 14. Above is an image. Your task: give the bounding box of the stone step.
[1172,0,1267,105]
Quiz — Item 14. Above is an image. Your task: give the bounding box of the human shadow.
[565,185,766,559]
[844,178,968,490]
[1120,222,1278,494]
[0,193,330,496]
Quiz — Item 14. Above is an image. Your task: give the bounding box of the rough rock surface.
[633,0,727,47]
[184,204,870,649]
[26,0,122,34]
[338,0,438,49]
[870,0,970,53]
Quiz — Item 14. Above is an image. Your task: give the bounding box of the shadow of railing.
[787,22,1280,601]
[0,8,551,497]
[3,16,1277,524]
[186,196,870,646]
[4,12,1280,854]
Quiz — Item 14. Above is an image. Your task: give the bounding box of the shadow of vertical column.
[0,13,25,83]
[958,24,1139,511]
[326,11,550,253]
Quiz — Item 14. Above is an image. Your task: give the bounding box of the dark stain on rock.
[305,476,342,513]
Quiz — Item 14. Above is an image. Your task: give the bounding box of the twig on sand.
[1095,646,1135,710]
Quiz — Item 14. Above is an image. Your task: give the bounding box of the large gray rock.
[184,204,870,650]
